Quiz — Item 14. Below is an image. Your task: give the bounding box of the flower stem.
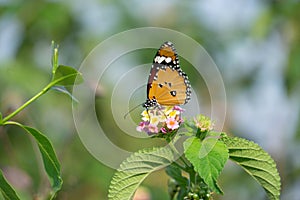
[188,167,196,185]
[179,156,190,168]
[172,161,186,172]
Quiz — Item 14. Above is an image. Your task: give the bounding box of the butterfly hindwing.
[148,66,187,105]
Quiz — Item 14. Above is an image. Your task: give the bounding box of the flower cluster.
[194,115,214,132]
[136,106,184,135]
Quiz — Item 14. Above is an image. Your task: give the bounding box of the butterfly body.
[143,41,191,109]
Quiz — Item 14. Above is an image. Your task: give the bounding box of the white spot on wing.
[165,57,172,63]
[157,56,165,64]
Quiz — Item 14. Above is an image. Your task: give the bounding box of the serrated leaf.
[207,131,223,138]
[0,169,20,200]
[108,147,174,200]
[183,137,228,194]
[11,122,62,199]
[52,65,83,86]
[221,136,281,200]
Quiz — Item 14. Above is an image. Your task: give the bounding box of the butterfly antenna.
[124,103,143,119]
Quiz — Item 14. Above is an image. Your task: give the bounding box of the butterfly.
[143,41,191,109]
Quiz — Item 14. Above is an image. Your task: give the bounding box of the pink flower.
[136,121,159,135]
[136,106,184,135]
[166,117,180,130]
[160,127,167,134]
[173,106,185,112]
[147,124,159,134]
[136,121,148,132]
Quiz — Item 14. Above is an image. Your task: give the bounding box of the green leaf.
[0,169,21,200]
[11,122,62,199]
[52,65,83,86]
[207,131,223,138]
[183,119,197,134]
[51,86,79,103]
[221,136,281,200]
[108,147,175,200]
[183,137,229,194]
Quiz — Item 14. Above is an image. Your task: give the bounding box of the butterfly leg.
[157,105,168,120]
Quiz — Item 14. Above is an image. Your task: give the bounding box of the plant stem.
[172,161,186,172]
[168,140,180,155]
[1,73,77,125]
[188,167,196,185]
[179,156,190,168]
[1,82,53,123]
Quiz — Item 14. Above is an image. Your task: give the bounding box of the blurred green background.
[0,0,300,199]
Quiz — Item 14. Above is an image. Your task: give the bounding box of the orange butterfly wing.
[148,67,188,105]
[145,41,191,107]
